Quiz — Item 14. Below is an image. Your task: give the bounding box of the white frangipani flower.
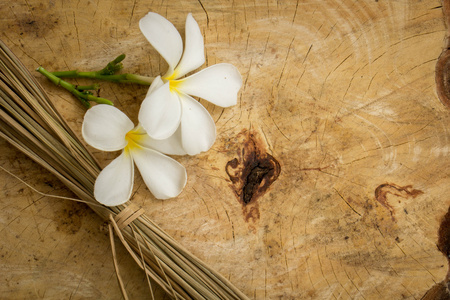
[82,104,187,206]
[138,12,242,155]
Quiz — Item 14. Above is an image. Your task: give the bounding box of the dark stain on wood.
[422,206,450,299]
[437,206,450,295]
[438,206,450,261]
[422,281,450,300]
[226,130,281,222]
[374,183,423,220]
[436,0,450,109]
[436,51,450,109]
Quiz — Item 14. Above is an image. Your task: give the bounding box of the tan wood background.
[0,0,449,299]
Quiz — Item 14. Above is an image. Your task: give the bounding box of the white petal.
[179,94,216,155]
[145,75,165,97]
[94,150,134,206]
[82,104,133,151]
[139,12,183,75]
[131,147,187,199]
[137,126,187,156]
[173,13,205,78]
[176,63,242,107]
[139,81,181,140]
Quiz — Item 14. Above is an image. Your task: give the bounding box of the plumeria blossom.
[82,104,187,206]
[138,12,242,155]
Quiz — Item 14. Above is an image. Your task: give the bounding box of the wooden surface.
[1,0,449,299]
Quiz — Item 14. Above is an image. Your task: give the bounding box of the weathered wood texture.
[0,0,449,299]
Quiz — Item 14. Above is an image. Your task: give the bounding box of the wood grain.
[0,0,449,299]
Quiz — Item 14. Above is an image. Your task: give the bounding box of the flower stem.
[51,54,154,85]
[36,66,114,108]
[51,70,154,85]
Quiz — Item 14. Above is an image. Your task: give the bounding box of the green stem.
[36,66,113,108]
[52,71,154,85]
[51,54,154,85]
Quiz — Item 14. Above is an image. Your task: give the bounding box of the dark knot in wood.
[226,132,281,206]
[436,50,450,109]
[435,1,450,109]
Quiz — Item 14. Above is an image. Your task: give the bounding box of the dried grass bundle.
[0,39,248,300]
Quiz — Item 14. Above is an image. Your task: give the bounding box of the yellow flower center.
[169,79,182,93]
[163,70,183,93]
[125,128,146,150]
